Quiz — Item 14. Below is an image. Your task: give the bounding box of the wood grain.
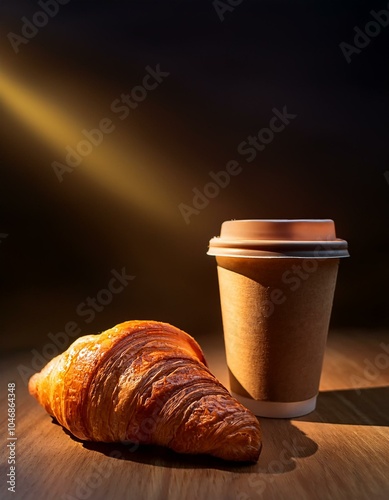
[1,329,389,500]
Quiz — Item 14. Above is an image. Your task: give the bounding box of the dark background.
[0,0,388,351]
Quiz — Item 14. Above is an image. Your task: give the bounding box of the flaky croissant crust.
[29,320,261,462]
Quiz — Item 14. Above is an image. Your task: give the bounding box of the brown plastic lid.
[207,219,349,258]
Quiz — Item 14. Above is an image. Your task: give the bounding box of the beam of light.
[0,70,176,222]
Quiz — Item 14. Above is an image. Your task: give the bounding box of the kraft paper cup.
[207,220,349,418]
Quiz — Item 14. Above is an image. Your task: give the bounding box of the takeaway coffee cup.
[207,219,349,418]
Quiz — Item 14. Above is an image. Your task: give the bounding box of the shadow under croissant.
[52,417,318,473]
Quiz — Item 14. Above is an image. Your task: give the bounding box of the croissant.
[28,320,261,462]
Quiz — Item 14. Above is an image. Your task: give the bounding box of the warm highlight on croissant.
[28,320,262,462]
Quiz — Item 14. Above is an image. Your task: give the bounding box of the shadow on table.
[67,419,317,473]
[297,386,389,426]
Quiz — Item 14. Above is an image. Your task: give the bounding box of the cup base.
[232,392,317,418]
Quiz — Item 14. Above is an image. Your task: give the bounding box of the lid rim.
[209,238,348,246]
[208,219,349,258]
[207,248,350,258]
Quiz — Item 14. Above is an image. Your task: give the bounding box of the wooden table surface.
[1,329,389,500]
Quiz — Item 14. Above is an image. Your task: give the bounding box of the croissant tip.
[217,435,262,463]
[28,373,38,396]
